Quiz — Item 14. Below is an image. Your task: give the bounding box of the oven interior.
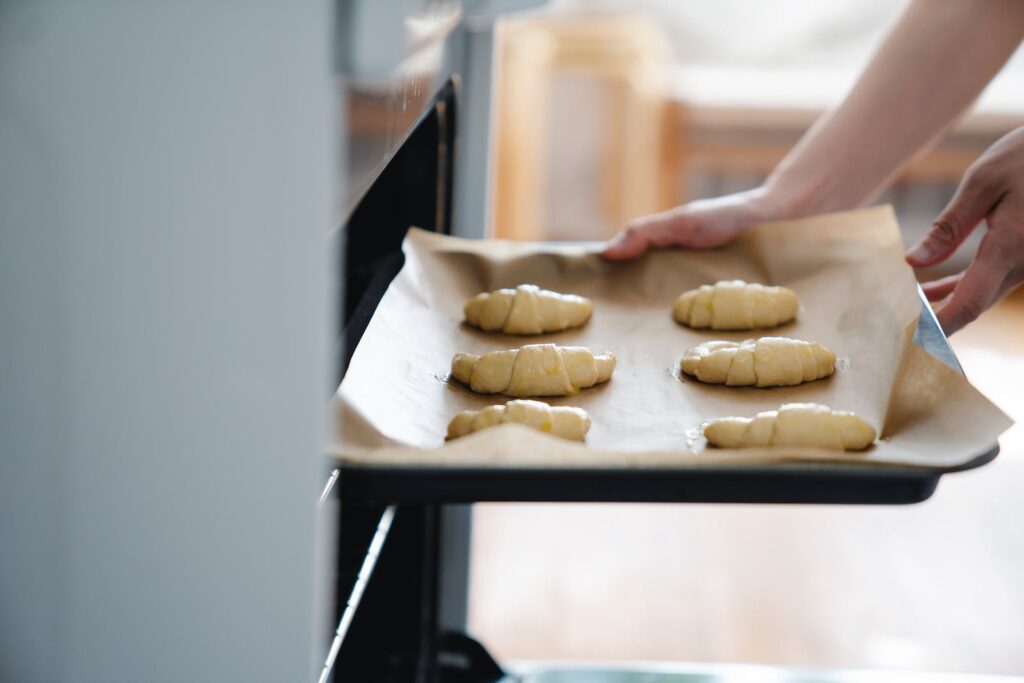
[327,79,503,683]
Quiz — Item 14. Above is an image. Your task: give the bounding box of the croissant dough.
[451,344,616,397]
[674,280,798,330]
[681,337,835,387]
[447,399,591,441]
[704,403,876,451]
[464,284,592,334]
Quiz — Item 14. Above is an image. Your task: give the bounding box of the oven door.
[324,2,466,680]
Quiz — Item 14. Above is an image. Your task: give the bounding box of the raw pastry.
[674,280,798,330]
[703,403,875,451]
[464,284,592,334]
[451,343,616,397]
[446,399,591,441]
[680,337,835,387]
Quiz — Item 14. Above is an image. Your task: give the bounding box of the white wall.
[0,2,333,680]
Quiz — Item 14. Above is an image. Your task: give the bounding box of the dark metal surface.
[436,632,507,683]
[340,461,942,506]
[335,78,457,387]
[319,505,396,683]
[338,292,999,506]
[329,44,461,680]
[331,504,443,682]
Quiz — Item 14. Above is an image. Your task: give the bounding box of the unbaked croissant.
[464,284,592,334]
[451,343,616,397]
[681,337,835,387]
[674,280,798,330]
[704,403,875,450]
[446,399,592,441]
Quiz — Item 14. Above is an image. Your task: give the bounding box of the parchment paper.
[332,206,1011,470]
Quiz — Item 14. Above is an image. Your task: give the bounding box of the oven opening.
[336,79,457,387]
[326,78,473,683]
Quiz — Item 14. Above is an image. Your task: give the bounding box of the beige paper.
[332,205,1011,470]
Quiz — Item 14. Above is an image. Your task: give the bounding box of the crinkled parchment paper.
[331,206,1011,469]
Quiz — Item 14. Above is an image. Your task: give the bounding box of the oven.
[321,2,517,680]
[321,2,997,682]
[323,78,472,683]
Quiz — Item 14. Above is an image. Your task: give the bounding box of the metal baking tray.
[338,273,999,506]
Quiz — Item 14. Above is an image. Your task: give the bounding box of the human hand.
[906,126,1024,334]
[601,187,783,260]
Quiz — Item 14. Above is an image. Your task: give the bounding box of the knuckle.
[650,231,676,247]
[1006,217,1024,244]
[993,241,1021,267]
[963,161,994,188]
[929,217,962,247]
[957,299,985,324]
[981,230,1023,267]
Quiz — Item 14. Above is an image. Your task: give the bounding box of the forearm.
[766,0,1024,217]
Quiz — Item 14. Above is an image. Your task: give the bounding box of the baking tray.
[337,255,999,506]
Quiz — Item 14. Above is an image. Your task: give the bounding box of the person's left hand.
[906,126,1024,334]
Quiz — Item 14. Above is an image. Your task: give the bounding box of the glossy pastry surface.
[446,399,592,441]
[451,344,616,397]
[681,337,835,387]
[464,284,592,334]
[703,403,876,450]
[674,280,798,330]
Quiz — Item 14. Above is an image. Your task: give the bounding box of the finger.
[921,272,963,302]
[906,168,998,267]
[936,268,1003,335]
[601,225,655,260]
[602,214,683,261]
[935,234,1013,334]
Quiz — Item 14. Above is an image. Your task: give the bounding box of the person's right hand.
[905,125,1024,334]
[601,187,784,260]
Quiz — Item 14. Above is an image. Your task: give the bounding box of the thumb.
[906,168,995,267]
[602,225,651,260]
[602,214,682,261]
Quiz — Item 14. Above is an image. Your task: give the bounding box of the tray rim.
[334,249,1002,504]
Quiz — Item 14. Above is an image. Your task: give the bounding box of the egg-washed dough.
[681,337,835,387]
[464,284,593,334]
[704,403,875,451]
[451,343,616,397]
[674,280,798,330]
[446,399,592,441]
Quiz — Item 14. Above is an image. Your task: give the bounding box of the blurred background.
[467,0,1024,675]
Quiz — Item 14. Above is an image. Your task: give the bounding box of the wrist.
[759,171,827,222]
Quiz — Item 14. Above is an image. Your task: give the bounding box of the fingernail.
[906,240,934,263]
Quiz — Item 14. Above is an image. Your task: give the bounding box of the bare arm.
[604,0,1024,259]
[767,0,1024,216]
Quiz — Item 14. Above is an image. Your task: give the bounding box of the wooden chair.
[491,15,673,240]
